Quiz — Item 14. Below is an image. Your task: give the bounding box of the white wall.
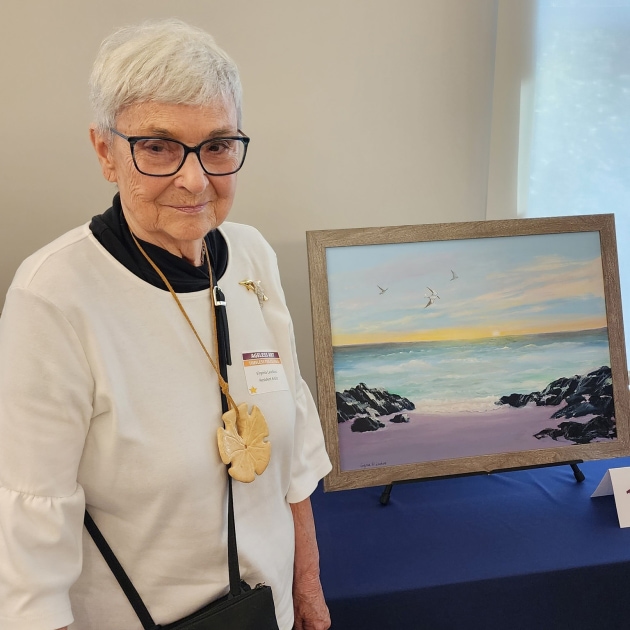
[486,0,535,220]
[0,0,499,391]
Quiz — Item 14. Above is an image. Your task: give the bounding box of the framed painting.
[306,214,630,491]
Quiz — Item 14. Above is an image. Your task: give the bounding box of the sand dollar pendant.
[217,403,271,482]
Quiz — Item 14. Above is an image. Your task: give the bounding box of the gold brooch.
[239,279,269,307]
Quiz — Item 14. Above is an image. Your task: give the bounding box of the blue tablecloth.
[311,457,630,629]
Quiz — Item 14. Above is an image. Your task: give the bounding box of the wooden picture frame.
[307,214,630,492]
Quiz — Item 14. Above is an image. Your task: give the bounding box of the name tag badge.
[242,351,290,395]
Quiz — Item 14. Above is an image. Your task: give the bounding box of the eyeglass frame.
[109,127,250,177]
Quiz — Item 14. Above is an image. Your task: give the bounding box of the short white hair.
[89,19,243,132]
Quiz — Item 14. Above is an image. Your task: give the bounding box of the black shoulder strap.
[84,478,243,626]
[83,510,159,630]
[84,275,243,627]
[214,280,241,598]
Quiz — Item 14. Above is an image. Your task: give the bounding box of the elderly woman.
[0,19,331,630]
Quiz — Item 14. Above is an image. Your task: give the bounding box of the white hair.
[89,19,243,132]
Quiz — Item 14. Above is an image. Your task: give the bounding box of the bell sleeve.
[280,308,331,504]
[0,286,93,630]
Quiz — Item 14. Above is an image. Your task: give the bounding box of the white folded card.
[591,466,630,528]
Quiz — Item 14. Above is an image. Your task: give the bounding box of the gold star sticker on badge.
[239,279,269,307]
[249,386,257,394]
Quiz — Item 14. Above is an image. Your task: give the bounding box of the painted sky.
[326,231,607,346]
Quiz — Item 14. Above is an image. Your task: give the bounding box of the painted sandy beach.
[338,404,600,471]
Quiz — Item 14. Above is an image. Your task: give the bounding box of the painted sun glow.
[326,231,607,347]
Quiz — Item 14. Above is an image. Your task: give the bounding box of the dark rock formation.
[534,416,616,444]
[336,383,415,424]
[351,416,386,432]
[497,366,616,444]
[498,392,532,408]
[390,413,410,423]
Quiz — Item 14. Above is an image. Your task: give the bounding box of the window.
[518,0,630,353]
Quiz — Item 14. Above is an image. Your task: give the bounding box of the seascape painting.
[307,216,630,490]
[328,230,615,471]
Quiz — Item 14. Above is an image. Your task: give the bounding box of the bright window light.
[523,0,630,354]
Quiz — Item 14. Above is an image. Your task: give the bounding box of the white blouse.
[0,221,331,630]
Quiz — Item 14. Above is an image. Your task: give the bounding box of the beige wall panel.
[0,0,498,390]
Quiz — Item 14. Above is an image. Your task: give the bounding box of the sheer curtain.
[525,0,630,221]
[501,0,630,353]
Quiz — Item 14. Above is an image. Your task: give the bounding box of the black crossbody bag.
[84,283,279,629]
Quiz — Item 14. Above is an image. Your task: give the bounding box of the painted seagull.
[424,287,440,308]
[450,269,458,281]
[378,285,388,294]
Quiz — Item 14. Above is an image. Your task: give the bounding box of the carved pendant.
[217,403,271,482]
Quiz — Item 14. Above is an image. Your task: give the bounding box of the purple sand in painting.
[338,405,607,471]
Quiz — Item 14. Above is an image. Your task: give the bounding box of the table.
[310,457,630,629]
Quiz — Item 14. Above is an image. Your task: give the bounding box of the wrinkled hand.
[293,576,331,630]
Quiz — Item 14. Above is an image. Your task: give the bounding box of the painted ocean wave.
[333,328,612,408]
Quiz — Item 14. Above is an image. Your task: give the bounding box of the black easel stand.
[379,460,584,506]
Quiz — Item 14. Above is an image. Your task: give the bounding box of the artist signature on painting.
[361,461,387,469]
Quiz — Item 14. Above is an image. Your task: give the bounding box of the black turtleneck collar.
[89,194,229,292]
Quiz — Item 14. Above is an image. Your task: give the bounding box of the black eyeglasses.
[109,128,250,177]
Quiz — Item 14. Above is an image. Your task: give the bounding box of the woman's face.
[91,101,239,260]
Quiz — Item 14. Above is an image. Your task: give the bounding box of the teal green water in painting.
[333,328,611,413]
